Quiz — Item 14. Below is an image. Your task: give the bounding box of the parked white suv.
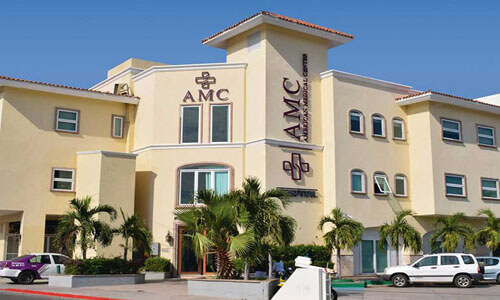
[381,253,483,288]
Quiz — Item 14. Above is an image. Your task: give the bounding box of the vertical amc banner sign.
[282,54,309,142]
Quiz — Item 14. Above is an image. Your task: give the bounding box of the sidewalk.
[0,279,229,300]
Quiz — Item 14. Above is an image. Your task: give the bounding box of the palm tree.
[318,208,364,278]
[236,177,296,279]
[54,196,116,259]
[430,212,474,253]
[174,190,254,279]
[475,208,500,254]
[115,208,153,260]
[378,210,422,265]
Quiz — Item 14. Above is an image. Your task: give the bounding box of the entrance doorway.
[361,240,388,274]
[177,227,216,275]
[5,221,21,260]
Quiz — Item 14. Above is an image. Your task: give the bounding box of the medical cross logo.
[195,71,216,90]
[282,153,310,181]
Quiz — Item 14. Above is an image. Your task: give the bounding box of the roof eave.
[397,93,500,115]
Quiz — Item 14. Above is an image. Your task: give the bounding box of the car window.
[415,256,438,267]
[461,255,475,265]
[441,255,459,265]
[486,258,499,266]
[52,255,68,264]
[29,255,51,264]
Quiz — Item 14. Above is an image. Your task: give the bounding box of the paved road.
[0,291,53,299]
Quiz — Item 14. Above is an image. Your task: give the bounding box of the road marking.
[0,288,124,300]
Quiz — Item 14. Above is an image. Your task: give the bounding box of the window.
[414,256,437,267]
[179,165,229,205]
[52,255,68,265]
[477,125,495,147]
[441,255,459,265]
[394,174,407,197]
[112,115,124,138]
[372,114,385,137]
[51,168,74,192]
[445,174,466,197]
[441,119,461,141]
[56,108,79,133]
[485,258,499,266]
[349,110,364,134]
[374,172,391,195]
[392,118,405,140]
[181,106,201,143]
[211,105,230,143]
[461,255,474,264]
[29,255,51,264]
[351,170,366,194]
[481,178,499,199]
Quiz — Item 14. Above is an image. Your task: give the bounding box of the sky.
[1,0,499,98]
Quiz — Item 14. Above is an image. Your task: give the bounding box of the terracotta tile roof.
[396,89,500,109]
[202,11,354,44]
[0,75,139,99]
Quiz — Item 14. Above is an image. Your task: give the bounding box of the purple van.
[0,253,69,284]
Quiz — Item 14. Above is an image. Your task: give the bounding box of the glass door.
[177,227,217,275]
[6,234,20,260]
[361,240,388,274]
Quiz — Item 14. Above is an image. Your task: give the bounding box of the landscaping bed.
[49,274,145,288]
[188,278,279,300]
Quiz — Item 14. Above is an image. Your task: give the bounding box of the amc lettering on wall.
[182,71,229,102]
[282,54,309,142]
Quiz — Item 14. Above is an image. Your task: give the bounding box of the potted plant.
[144,257,172,280]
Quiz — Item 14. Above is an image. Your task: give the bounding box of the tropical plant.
[174,190,254,279]
[475,208,500,253]
[144,257,172,272]
[115,208,153,260]
[236,177,296,279]
[318,208,364,278]
[378,210,422,265]
[54,196,116,259]
[430,212,474,253]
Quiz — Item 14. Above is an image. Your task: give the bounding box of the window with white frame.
[477,125,495,147]
[211,105,230,143]
[351,170,365,194]
[441,119,461,141]
[349,110,364,134]
[51,168,74,192]
[372,115,385,137]
[374,172,392,195]
[179,165,229,205]
[445,174,466,197]
[181,106,201,143]
[56,109,79,133]
[394,174,407,197]
[112,115,124,138]
[393,118,405,140]
[481,178,499,199]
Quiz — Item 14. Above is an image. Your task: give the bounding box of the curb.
[0,288,124,300]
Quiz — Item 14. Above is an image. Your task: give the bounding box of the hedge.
[144,257,172,272]
[65,257,141,275]
[272,244,334,270]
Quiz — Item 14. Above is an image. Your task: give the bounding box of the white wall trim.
[320,70,412,92]
[90,67,144,90]
[76,150,138,158]
[132,138,323,154]
[397,93,500,115]
[132,63,248,82]
[0,79,139,105]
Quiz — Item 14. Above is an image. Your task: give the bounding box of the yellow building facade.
[1,11,500,275]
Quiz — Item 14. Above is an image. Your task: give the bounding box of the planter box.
[49,274,145,288]
[144,271,172,281]
[188,278,279,300]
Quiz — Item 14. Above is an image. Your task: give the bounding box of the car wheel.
[496,274,500,284]
[391,274,409,287]
[454,274,472,288]
[9,278,18,284]
[18,271,35,285]
[331,288,337,300]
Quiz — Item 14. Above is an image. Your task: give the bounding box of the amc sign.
[182,71,229,102]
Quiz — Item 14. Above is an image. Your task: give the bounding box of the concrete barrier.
[144,271,172,281]
[48,274,145,287]
[188,278,279,300]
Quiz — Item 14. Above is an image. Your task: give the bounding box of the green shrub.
[232,258,245,275]
[144,257,171,272]
[272,244,334,270]
[64,257,141,275]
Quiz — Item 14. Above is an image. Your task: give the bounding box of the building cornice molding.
[320,70,412,92]
[132,138,323,154]
[90,67,144,90]
[76,150,138,158]
[132,63,248,82]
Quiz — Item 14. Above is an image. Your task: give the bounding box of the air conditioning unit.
[113,83,130,96]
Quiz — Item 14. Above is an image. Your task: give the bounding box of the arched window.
[349,110,364,134]
[373,172,391,195]
[394,174,408,197]
[392,118,405,140]
[178,164,230,205]
[372,114,386,137]
[350,169,366,194]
